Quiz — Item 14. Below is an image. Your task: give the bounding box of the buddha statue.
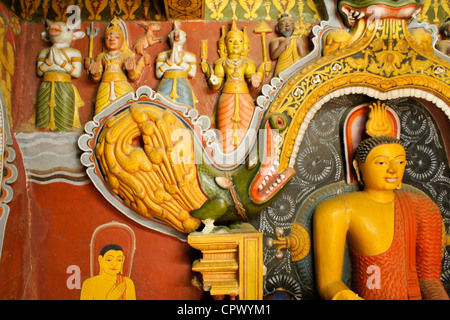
[313,102,449,300]
[80,244,136,300]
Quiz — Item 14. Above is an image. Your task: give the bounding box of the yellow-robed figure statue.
[85,17,147,115]
[313,102,449,300]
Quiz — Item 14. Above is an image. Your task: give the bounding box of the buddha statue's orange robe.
[349,191,449,300]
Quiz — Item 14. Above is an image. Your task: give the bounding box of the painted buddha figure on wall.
[80,244,136,300]
[313,102,449,300]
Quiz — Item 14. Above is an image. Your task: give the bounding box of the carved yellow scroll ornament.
[95,104,207,233]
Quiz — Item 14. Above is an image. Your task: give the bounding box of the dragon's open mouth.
[249,124,295,204]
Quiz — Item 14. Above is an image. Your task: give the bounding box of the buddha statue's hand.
[260,61,272,77]
[106,282,127,300]
[84,57,92,70]
[332,290,364,300]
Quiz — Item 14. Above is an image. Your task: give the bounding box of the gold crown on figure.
[106,17,125,38]
[227,19,244,38]
[218,19,250,57]
[105,16,132,54]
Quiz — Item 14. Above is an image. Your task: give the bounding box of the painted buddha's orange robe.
[349,191,449,300]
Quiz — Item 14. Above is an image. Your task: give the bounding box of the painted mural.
[0,0,449,301]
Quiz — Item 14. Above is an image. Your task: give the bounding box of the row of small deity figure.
[35,15,310,152]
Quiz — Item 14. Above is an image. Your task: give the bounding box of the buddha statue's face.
[105,31,124,52]
[226,32,244,56]
[98,250,125,276]
[357,143,406,192]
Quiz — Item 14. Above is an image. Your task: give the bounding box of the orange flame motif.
[365,101,394,137]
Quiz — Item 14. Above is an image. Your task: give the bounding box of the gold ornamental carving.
[84,0,109,20]
[420,0,450,23]
[269,18,450,172]
[165,0,205,20]
[272,0,295,17]
[20,0,41,20]
[266,222,310,261]
[95,103,207,233]
[117,0,141,20]
[238,0,262,21]
[51,0,75,21]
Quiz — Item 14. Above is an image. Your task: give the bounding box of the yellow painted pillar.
[188,230,263,300]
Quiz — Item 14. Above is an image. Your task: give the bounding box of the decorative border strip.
[0,90,18,262]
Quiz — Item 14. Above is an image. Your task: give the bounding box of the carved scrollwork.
[267,18,450,173]
[266,222,310,261]
[95,103,207,233]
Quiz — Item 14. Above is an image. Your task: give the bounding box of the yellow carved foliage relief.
[206,0,228,20]
[272,0,296,17]
[84,0,108,21]
[268,18,450,172]
[238,0,262,21]
[205,0,448,23]
[95,103,207,234]
[11,0,450,21]
[206,0,319,21]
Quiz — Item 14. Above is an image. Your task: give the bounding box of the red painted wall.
[1,18,280,300]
